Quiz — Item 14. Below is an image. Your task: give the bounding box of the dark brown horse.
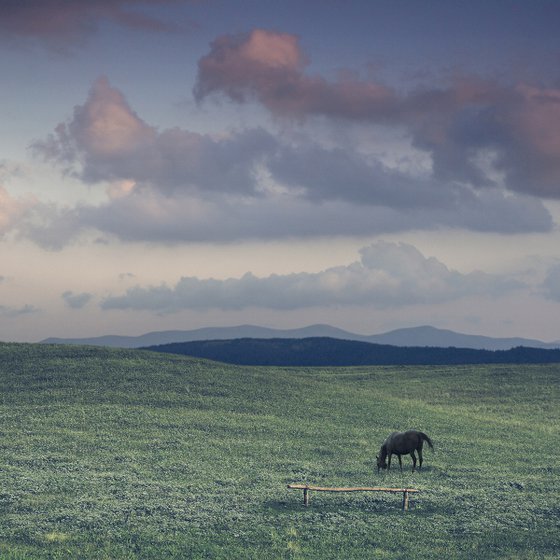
[376,430,434,472]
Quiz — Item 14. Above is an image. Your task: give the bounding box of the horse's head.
[376,455,387,472]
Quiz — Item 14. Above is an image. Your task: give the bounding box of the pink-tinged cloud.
[505,84,560,196]
[1,0,180,47]
[195,31,503,122]
[516,85,560,158]
[195,29,560,198]
[34,77,157,184]
[413,82,560,198]
[195,30,502,123]
[239,29,303,69]
[31,76,552,248]
[33,77,277,193]
[71,77,156,158]
[194,29,395,119]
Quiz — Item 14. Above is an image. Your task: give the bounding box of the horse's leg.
[410,451,417,472]
[418,447,423,469]
[397,454,403,472]
[387,453,392,470]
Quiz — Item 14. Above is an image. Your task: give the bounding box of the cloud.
[31,77,551,248]
[194,29,395,120]
[0,304,39,318]
[265,142,553,232]
[412,83,560,199]
[194,29,501,123]
[62,291,93,309]
[23,183,550,250]
[33,76,276,195]
[541,263,560,302]
[1,0,181,49]
[16,200,86,251]
[0,186,38,237]
[101,241,523,312]
[195,29,560,199]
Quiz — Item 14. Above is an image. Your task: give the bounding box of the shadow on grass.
[263,496,421,514]
[373,464,436,475]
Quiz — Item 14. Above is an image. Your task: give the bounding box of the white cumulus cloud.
[101,241,524,313]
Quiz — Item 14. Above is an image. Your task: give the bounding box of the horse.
[376,430,434,473]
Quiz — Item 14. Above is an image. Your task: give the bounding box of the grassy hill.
[0,343,558,559]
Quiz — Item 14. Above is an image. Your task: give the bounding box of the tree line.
[143,337,560,366]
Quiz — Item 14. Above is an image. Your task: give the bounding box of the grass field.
[0,343,558,559]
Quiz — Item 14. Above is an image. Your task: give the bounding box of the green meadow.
[0,343,558,559]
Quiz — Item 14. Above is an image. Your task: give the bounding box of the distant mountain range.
[41,324,560,351]
[143,337,560,366]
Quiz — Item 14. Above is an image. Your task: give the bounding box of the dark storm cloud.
[101,241,524,312]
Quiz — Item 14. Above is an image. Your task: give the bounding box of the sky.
[2,0,560,343]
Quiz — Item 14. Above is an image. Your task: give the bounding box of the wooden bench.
[287,484,419,511]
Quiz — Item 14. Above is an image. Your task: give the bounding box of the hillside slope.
[0,343,558,559]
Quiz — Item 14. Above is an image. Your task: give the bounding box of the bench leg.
[303,488,309,506]
[402,490,409,511]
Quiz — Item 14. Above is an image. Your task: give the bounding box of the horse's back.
[387,430,423,453]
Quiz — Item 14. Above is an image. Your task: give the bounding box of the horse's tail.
[419,432,434,451]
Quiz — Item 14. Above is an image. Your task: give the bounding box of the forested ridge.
[144,337,560,366]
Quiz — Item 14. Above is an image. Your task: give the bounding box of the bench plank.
[288,484,419,493]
